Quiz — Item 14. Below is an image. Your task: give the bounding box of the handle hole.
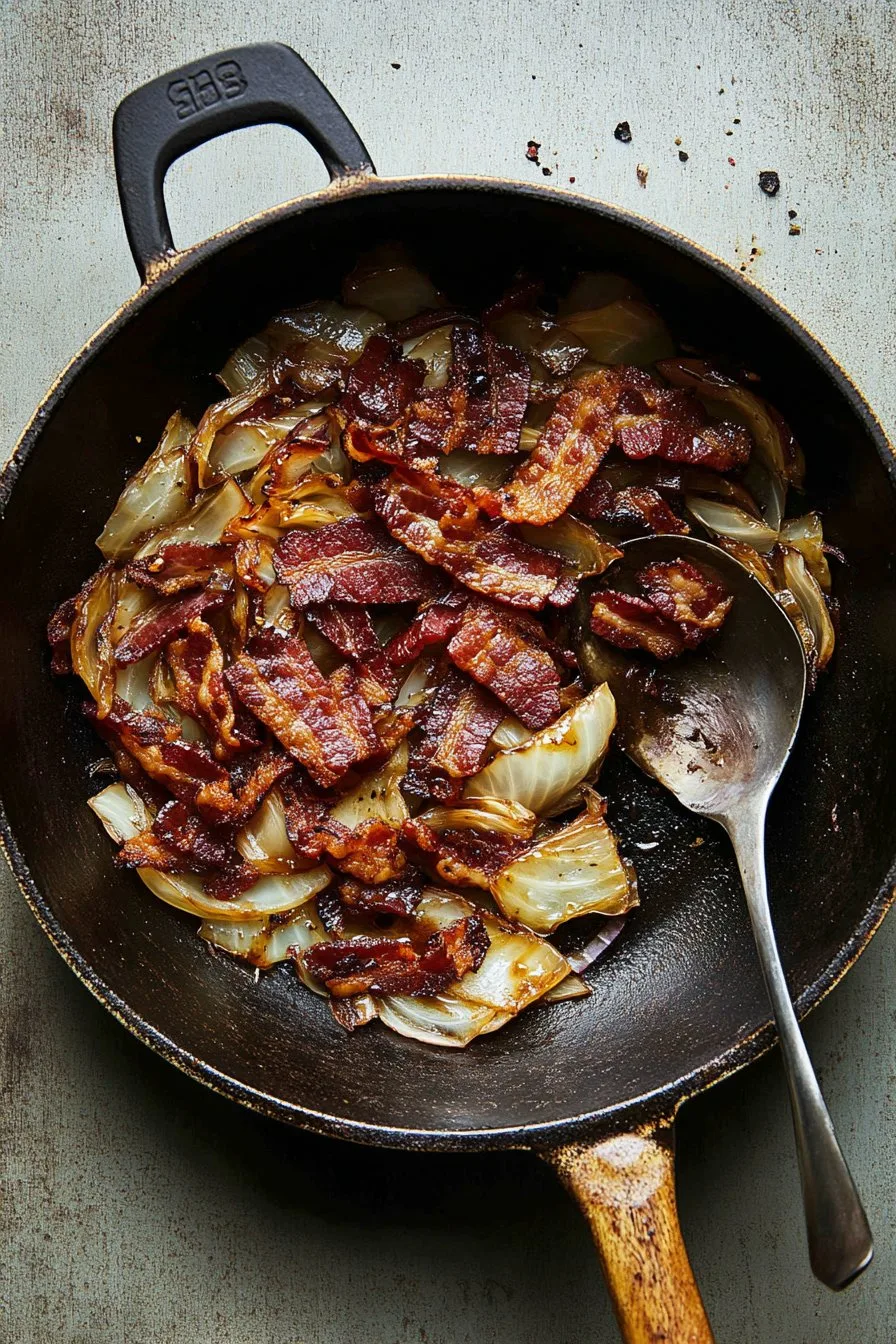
[163,124,330,253]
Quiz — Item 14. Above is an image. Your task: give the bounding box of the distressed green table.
[2,3,894,1340]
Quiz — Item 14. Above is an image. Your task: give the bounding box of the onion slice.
[97,412,195,560]
[490,789,637,933]
[465,682,616,815]
[88,783,331,921]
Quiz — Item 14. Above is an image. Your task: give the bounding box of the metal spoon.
[576,533,873,1290]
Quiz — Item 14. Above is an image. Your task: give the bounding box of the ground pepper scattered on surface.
[759,170,781,196]
[614,121,632,143]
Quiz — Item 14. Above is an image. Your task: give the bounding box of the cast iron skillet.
[2,43,895,1343]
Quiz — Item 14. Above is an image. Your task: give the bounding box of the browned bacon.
[384,590,468,664]
[165,618,260,758]
[299,915,489,997]
[404,668,504,801]
[226,629,377,786]
[637,559,733,646]
[401,816,530,889]
[126,542,235,595]
[446,600,562,729]
[373,470,576,610]
[499,372,616,524]
[590,559,732,659]
[574,478,689,535]
[113,574,234,665]
[589,591,687,659]
[337,869,426,917]
[341,333,426,425]
[274,515,443,607]
[305,605,399,705]
[403,326,530,461]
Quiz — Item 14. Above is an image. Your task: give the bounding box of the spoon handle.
[726,804,873,1290]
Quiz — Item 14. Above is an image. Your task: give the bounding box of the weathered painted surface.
[1,3,894,1341]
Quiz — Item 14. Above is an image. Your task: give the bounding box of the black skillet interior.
[2,182,895,1145]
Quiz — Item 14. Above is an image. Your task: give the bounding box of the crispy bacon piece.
[616,415,751,471]
[384,590,468,665]
[274,515,442,607]
[401,817,530,889]
[341,333,426,425]
[305,605,398,704]
[574,478,689,535]
[226,630,377,787]
[499,372,616,524]
[280,776,407,883]
[166,618,260,758]
[637,559,733,646]
[373,470,576,610]
[126,542,235,595]
[116,799,231,873]
[338,869,425,917]
[405,668,504,801]
[47,596,76,675]
[446,600,562,729]
[589,591,687,660]
[403,326,530,461]
[299,915,489,997]
[113,574,234,666]
[86,699,291,825]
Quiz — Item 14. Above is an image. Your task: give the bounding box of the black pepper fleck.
[733,117,741,124]
[678,150,689,162]
[391,62,401,69]
[788,208,798,219]
[614,121,632,143]
[525,140,541,164]
[542,165,553,176]
[759,170,781,196]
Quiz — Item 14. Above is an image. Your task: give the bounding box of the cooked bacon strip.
[404,326,530,460]
[126,542,235,595]
[499,372,616,524]
[574,478,689,535]
[446,600,562,729]
[637,559,732,646]
[341,333,426,424]
[226,630,377,787]
[274,515,442,607]
[401,816,530,889]
[113,574,234,666]
[86,698,289,825]
[166,618,260,758]
[616,415,751,471]
[305,605,399,704]
[117,799,232,873]
[338,869,425,917]
[404,667,505,802]
[47,596,76,675]
[280,777,406,883]
[384,590,468,665]
[373,470,576,610]
[299,915,489,997]
[589,591,687,659]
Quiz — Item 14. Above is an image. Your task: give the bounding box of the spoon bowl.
[577,533,873,1291]
[577,535,806,819]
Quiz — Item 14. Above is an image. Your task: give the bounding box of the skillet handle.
[543,1122,715,1344]
[113,42,375,284]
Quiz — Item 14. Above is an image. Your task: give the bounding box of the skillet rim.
[2,172,895,1151]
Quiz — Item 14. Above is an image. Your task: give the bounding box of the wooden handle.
[543,1124,714,1344]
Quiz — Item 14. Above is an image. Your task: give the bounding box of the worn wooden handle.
[543,1124,714,1344]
